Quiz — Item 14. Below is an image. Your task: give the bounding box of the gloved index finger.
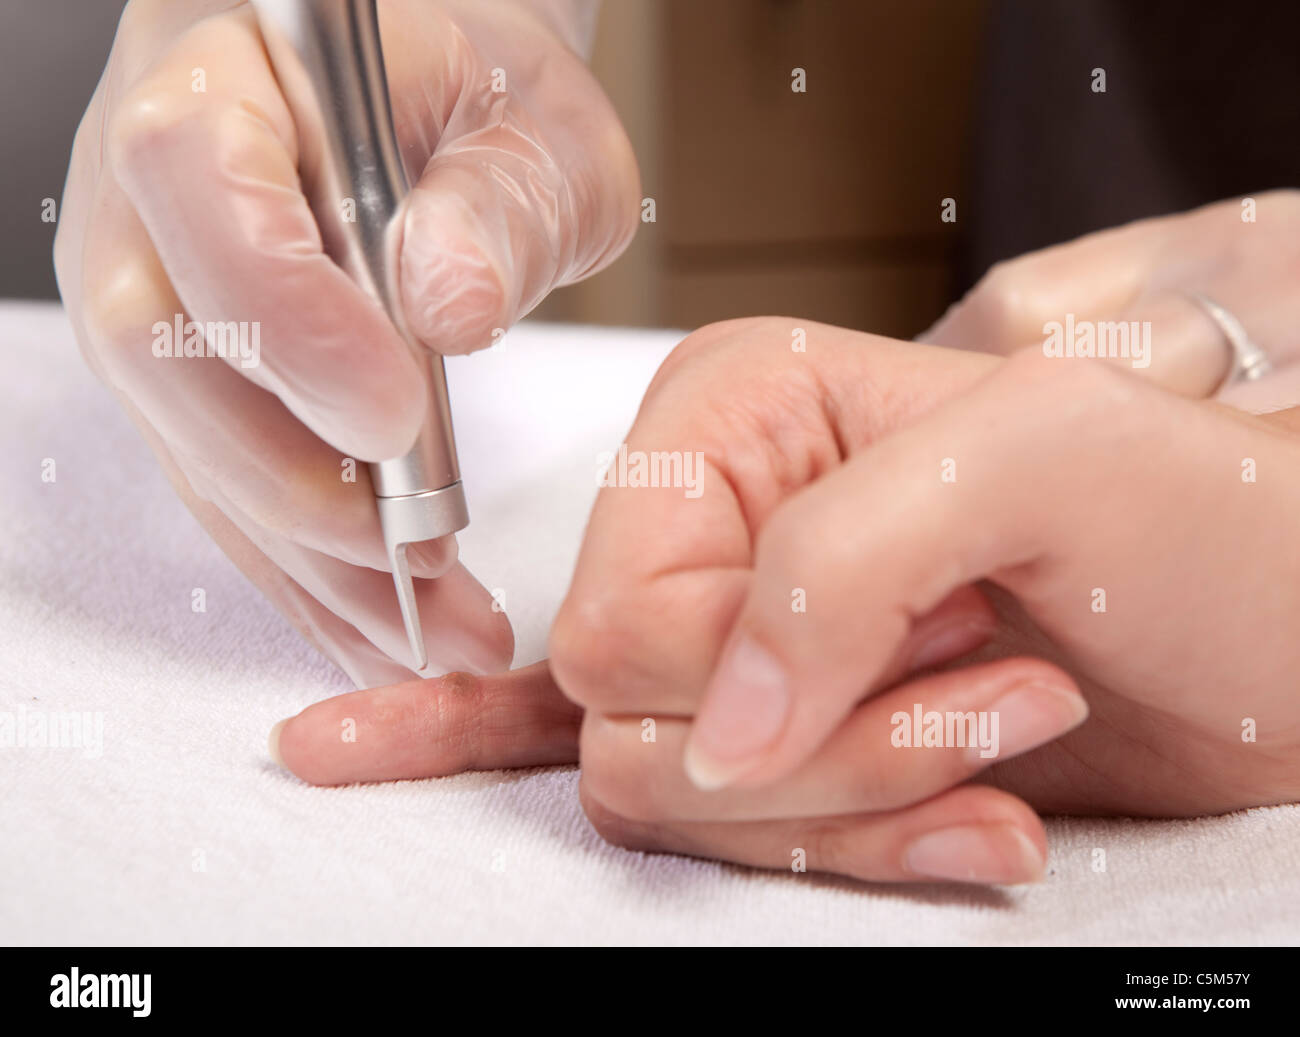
[108,6,426,462]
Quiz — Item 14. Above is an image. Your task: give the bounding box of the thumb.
[399,107,640,355]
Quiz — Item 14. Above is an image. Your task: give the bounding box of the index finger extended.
[270,661,581,785]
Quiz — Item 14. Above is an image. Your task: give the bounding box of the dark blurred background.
[4,0,1299,338]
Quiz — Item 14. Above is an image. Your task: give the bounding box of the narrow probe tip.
[389,543,428,672]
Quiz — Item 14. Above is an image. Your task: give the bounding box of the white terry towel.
[1,300,1297,945]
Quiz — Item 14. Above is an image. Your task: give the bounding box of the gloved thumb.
[398,96,640,355]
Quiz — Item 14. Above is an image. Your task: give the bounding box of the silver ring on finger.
[1187,292,1273,391]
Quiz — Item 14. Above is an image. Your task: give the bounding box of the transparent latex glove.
[54,0,640,692]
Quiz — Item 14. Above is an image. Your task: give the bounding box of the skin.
[273,196,1300,885]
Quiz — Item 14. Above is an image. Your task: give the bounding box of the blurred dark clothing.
[960,0,1300,290]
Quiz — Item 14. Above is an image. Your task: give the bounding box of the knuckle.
[580,792,628,846]
[81,255,169,379]
[549,587,644,711]
[647,317,772,392]
[963,258,1040,346]
[430,672,483,772]
[548,596,611,710]
[678,317,761,356]
[577,715,660,822]
[578,780,663,853]
[108,84,202,174]
[400,225,510,353]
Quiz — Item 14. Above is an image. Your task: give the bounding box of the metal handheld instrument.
[253,0,466,672]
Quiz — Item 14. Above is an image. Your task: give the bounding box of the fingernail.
[909,619,995,672]
[967,682,1088,766]
[904,824,1045,884]
[460,613,515,677]
[406,537,458,578]
[683,636,789,790]
[268,718,288,768]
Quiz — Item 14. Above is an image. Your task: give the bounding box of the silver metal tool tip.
[389,543,428,673]
[377,482,470,674]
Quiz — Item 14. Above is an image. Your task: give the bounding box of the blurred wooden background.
[1,0,989,339]
[536,0,990,337]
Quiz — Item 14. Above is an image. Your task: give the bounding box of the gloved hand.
[55,0,640,691]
